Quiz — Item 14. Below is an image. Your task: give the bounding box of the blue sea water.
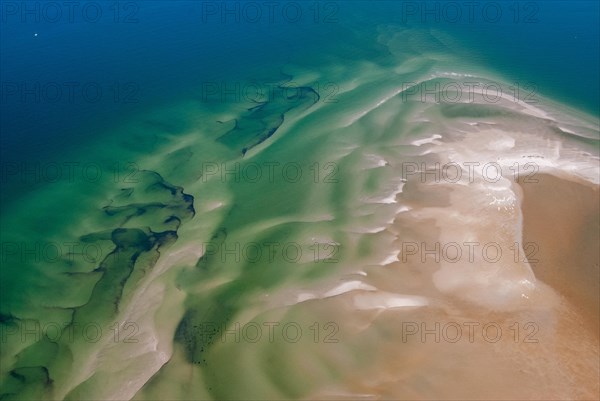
[1,1,598,163]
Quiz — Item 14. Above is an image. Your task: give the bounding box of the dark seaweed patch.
[216,86,319,155]
[0,170,195,400]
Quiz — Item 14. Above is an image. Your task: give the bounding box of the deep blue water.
[1,1,598,195]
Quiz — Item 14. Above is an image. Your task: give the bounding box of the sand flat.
[519,172,600,336]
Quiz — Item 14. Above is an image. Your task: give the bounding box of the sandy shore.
[519,173,599,337]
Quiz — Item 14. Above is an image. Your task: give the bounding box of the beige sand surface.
[519,173,599,336]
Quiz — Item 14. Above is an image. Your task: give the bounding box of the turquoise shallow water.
[1,2,599,400]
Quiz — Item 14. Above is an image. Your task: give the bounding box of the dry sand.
[519,173,599,337]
